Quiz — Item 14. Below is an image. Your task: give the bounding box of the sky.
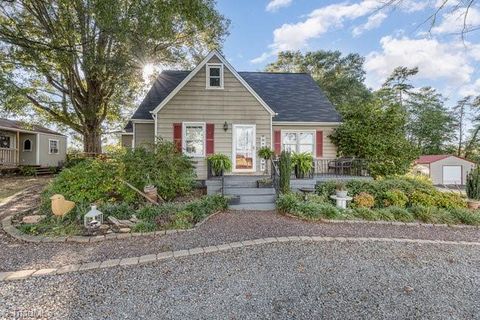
[215,0,480,106]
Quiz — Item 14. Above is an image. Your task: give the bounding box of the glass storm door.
[233,125,256,172]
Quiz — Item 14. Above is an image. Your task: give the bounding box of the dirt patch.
[0,176,51,204]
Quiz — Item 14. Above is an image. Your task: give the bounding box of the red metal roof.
[415,154,475,164]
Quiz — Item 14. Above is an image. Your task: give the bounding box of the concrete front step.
[227,194,276,204]
[224,187,275,195]
[229,202,276,211]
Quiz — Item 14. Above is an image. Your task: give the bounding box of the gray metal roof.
[130,70,341,123]
[0,118,64,135]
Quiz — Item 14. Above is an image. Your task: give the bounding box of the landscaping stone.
[108,216,134,228]
[21,215,46,224]
[118,228,131,233]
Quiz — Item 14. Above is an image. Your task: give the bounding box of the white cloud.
[252,0,428,63]
[399,0,429,12]
[352,11,388,37]
[459,78,480,96]
[364,36,480,89]
[266,0,292,12]
[431,7,480,34]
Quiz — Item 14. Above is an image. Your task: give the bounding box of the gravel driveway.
[2,241,479,320]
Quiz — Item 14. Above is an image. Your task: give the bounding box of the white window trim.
[232,124,256,173]
[280,130,316,156]
[182,122,206,158]
[206,63,224,90]
[23,139,32,152]
[48,139,59,154]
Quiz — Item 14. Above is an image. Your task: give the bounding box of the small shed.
[413,155,476,185]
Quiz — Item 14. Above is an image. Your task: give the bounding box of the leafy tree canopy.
[329,96,418,177]
[0,0,229,152]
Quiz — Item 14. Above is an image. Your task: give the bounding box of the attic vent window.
[206,63,223,89]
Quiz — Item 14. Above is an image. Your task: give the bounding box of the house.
[0,118,67,168]
[122,50,343,181]
[414,155,476,185]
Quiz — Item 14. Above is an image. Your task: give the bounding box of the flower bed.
[277,177,480,226]
[12,141,228,237]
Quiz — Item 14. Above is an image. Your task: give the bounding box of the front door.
[233,124,256,172]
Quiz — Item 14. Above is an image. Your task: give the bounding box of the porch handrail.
[0,147,18,166]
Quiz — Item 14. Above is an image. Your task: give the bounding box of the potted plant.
[207,153,232,177]
[466,167,480,209]
[257,147,274,175]
[257,177,273,188]
[291,152,314,179]
[335,181,348,198]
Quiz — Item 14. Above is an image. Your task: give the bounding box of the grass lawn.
[0,176,51,204]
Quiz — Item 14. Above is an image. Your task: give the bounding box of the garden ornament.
[50,194,75,217]
[84,205,104,228]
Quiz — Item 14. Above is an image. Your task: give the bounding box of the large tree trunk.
[83,126,102,154]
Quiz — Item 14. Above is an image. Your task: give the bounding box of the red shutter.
[206,123,214,155]
[274,130,281,155]
[173,123,182,152]
[316,130,323,158]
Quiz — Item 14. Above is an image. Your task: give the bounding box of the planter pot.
[294,166,306,179]
[467,199,480,210]
[228,195,241,205]
[335,190,348,198]
[257,180,273,188]
[143,185,158,203]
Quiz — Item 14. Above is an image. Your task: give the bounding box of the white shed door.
[443,166,462,185]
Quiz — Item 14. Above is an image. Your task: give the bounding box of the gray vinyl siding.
[428,157,475,185]
[272,124,338,159]
[38,133,67,167]
[19,133,36,165]
[156,56,271,179]
[121,134,133,148]
[134,123,155,147]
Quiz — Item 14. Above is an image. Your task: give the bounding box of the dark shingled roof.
[131,70,341,122]
[123,121,133,132]
[0,118,64,136]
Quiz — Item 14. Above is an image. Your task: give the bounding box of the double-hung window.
[282,131,315,155]
[183,122,205,157]
[206,63,223,89]
[49,139,59,154]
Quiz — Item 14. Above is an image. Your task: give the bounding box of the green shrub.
[352,207,378,221]
[279,151,292,194]
[409,205,438,223]
[136,203,182,222]
[387,206,414,222]
[410,191,437,207]
[99,203,134,220]
[449,208,480,225]
[118,140,196,201]
[185,195,228,222]
[375,208,395,221]
[132,221,157,233]
[170,210,194,229]
[466,167,480,200]
[41,159,120,206]
[382,189,408,208]
[19,166,37,176]
[353,192,375,208]
[434,192,467,209]
[305,193,329,204]
[276,193,300,213]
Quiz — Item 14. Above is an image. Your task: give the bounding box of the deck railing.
[0,148,18,166]
[272,157,369,180]
[313,158,369,177]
